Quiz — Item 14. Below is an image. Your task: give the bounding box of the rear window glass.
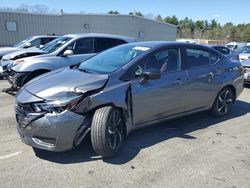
[186,48,218,68]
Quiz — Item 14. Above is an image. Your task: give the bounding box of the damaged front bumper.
[15,103,90,152]
[8,71,30,89]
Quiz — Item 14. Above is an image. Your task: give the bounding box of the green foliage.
[241,25,250,42]
[155,15,163,22]
[164,15,178,25]
[154,14,248,41]
[129,11,144,17]
[107,10,120,15]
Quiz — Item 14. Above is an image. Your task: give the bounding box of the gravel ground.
[0,80,250,188]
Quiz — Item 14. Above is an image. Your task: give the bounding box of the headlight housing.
[32,94,82,113]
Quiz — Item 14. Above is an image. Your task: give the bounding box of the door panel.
[131,71,187,125]
[185,48,221,111]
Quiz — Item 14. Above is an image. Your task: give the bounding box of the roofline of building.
[0,10,177,28]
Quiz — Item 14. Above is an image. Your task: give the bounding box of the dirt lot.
[0,80,250,188]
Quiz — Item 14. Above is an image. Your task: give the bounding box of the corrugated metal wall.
[0,11,177,46]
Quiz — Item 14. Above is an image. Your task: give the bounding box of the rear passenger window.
[219,47,230,55]
[94,38,123,53]
[116,39,127,45]
[41,38,55,45]
[186,48,218,68]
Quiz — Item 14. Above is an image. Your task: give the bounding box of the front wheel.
[91,106,125,157]
[211,87,234,117]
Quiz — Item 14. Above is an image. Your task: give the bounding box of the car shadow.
[35,100,250,164]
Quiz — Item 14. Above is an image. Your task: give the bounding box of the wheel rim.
[217,89,233,115]
[108,110,123,150]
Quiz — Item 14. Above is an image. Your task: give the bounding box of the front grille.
[16,103,44,129]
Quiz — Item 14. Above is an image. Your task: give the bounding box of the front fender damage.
[72,82,133,135]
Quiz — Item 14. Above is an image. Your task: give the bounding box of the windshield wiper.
[79,68,96,74]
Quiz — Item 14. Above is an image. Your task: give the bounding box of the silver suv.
[9,33,135,89]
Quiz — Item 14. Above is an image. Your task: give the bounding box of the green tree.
[164,15,178,25]
[129,11,144,17]
[241,25,250,42]
[155,15,163,22]
[108,10,120,14]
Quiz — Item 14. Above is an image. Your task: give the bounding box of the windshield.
[13,36,34,48]
[236,46,250,53]
[41,36,72,53]
[78,44,151,74]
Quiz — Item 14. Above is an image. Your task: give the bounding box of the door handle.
[198,72,214,79]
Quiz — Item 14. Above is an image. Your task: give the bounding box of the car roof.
[31,35,58,38]
[63,33,136,42]
[209,45,227,47]
[128,41,215,49]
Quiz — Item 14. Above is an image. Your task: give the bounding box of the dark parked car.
[15,42,244,157]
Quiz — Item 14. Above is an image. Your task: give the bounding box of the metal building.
[0,11,177,46]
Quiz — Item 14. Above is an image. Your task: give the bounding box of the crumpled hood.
[0,47,20,57]
[1,47,45,61]
[24,67,109,100]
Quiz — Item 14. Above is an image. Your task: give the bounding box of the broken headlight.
[32,94,82,113]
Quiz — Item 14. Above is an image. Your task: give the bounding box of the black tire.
[91,106,125,157]
[211,87,234,117]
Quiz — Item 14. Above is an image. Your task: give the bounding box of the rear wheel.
[91,106,125,157]
[211,87,234,117]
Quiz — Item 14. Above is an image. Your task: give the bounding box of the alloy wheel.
[216,89,233,115]
[108,110,124,150]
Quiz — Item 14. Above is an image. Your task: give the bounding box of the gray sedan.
[15,42,244,157]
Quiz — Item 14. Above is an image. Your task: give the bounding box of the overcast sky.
[1,0,249,25]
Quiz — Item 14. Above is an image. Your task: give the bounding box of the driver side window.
[65,38,94,55]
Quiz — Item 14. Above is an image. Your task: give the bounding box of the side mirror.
[142,68,161,80]
[39,44,44,49]
[23,42,31,48]
[63,50,73,57]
